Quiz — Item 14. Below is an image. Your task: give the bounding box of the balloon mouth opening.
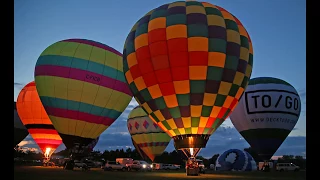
[44,148,52,158]
[173,134,209,157]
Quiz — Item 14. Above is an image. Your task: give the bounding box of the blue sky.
[14,0,306,158]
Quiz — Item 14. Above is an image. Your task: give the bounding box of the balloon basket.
[186,167,199,176]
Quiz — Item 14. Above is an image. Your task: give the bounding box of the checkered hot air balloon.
[34,39,133,150]
[127,106,171,162]
[16,82,63,159]
[229,77,301,161]
[123,1,253,157]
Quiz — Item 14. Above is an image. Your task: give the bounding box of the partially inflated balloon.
[34,39,132,149]
[229,77,301,160]
[14,102,29,147]
[127,106,171,161]
[16,82,63,158]
[123,1,253,157]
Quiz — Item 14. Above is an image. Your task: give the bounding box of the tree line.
[14,146,306,169]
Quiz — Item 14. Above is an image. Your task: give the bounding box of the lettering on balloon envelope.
[238,89,301,130]
[245,90,300,116]
[85,73,101,83]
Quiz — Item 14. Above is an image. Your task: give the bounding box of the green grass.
[14,166,306,180]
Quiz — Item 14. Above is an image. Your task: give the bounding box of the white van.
[276,163,300,172]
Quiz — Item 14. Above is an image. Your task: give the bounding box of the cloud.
[14,82,25,90]
[24,124,305,159]
[14,82,23,86]
[19,97,305,159]
[298,88,306,100]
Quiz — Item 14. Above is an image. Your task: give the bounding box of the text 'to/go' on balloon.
[230,77,301,161]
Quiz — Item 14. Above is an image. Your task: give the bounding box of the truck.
[152,163,164,170]
[116,158,133,166]
[104,161,128,171]
[127,160,152,171]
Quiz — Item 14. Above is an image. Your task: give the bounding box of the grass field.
[14,166,306,180]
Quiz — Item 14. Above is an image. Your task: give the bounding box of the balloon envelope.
[131,137,149,160]
[122,1,253,153]
[16,82,63,158]
[229,77,301,160]
[34,39,132,149]
[216,149,257,171]
[127,106,171,161]
[14,102,29,147]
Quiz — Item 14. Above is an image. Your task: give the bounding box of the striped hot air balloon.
[230,77,301,161]
[16,82,62,159]
[34,39,132,150]
[131,137,149,160]
[127,106,171,162]
[122,1,253,157]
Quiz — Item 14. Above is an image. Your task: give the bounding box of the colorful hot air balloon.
[127,106,171,162]
[16,82,63,159]
[122,1,253,158]
[34,39,132,150]
[131,137,149,160]
[229,77,301,161]
[14,102,29,148]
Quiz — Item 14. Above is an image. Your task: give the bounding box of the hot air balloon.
[127,106,171,162]
[14,102,29,148]
[34,39,133,152]
[16,82,63,160]
[87,136,99,152]
[131,137,149,160]
[70,136,100,159]
[229,77,301,161]
[215,149,257,171]
[122,1,253,159]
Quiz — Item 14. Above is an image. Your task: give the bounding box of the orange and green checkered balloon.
[123,1,253,148]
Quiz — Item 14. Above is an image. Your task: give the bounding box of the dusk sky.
[14,0,306,158]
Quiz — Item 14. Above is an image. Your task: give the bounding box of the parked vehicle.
[127,160,152,171]
[116,158,133,166]
[104,161,128,171]
[152,163,163,170]
[276,163,300,172]
[162,164,180,170]
[196,159,206,174]
[74,160,88,169]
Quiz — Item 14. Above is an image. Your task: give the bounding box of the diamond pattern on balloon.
[135,122,139,130]
[128,123,132,131]
[153,122,158,129]
[143,120,149,129]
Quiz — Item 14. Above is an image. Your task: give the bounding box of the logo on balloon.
[244,90,300,117]
[86,74,100,82]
